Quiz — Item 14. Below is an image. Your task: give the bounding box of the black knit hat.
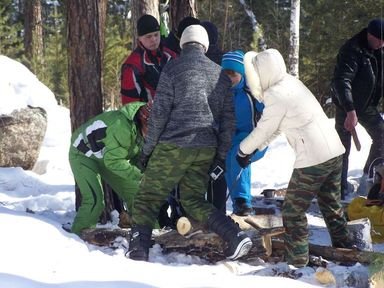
[137,14,160,36]
[176,16,200,38]
[367,18,384,40]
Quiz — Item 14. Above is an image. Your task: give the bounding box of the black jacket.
[331,28,383,113]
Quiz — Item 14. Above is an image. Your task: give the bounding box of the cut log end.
[177,217,192,235]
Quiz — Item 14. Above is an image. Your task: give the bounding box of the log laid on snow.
[79,228,129,246]
[272,239,383,265]
[155,227,270,262]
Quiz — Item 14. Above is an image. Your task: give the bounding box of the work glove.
[236,149,256,169]
[209,158,226,181]
[137,151,150,173]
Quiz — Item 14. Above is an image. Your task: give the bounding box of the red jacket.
[120,43,176,104]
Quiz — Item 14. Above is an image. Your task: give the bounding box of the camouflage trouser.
[282,155,348,267]
[132,143,217,228]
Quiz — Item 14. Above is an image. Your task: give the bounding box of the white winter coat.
[240,49,345,169]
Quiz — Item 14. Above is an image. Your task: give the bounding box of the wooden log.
[230,214,283,230]
[271,238,383,265]
[79,228,129,246]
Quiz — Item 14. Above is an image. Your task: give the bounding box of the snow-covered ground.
[0,55,383,287]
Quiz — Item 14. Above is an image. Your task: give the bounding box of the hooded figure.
[237,49,352,267]
[220,50,267,216]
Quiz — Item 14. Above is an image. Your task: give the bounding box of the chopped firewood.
[79,228,129,246]
[271,238,383,265]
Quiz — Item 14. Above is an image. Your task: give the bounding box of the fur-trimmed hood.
[244,49,287,102]
[240,49,345,168]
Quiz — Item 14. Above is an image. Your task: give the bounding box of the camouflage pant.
[282,155,348,267]
[132,143,217,228]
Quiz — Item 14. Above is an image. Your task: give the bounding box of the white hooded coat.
[240,49,345,169]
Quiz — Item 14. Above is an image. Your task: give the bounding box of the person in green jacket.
[68,102,146,235]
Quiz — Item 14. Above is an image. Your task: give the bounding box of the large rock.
[0,106,47,170]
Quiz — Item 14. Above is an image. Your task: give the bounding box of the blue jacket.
[232,77,264,150]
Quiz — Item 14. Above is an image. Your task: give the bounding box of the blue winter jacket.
[232,77,265,157]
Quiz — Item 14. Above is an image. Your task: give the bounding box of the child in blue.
[221,50,267,216]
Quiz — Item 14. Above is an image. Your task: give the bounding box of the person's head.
[137,14,161,51]
[201,21,219,46]
[176,16,200,39]
[244,49,287,102]
[179,24,209,52]
[221,50,245,86]
[367,18,384,50]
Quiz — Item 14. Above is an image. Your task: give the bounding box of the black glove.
[209,158,226,181]
[236,149,255,168]
[137,151,150,173]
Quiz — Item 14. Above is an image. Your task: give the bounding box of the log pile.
[78,214,383,266]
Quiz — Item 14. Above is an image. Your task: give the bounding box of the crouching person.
[68,102,146,235]
[237,49,352,267]
[126,25,252,262]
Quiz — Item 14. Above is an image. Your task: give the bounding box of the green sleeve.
[103,120,141,180]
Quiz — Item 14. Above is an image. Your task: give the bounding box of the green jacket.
[69,102,145,180]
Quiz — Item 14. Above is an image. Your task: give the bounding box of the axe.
[351,128,361,151]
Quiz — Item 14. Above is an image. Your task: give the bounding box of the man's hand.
[344,110,358,132]
[236,149,255,168]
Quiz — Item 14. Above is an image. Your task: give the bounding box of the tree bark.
[169,0,197,33]
[67,1,105,131]
[67,0,107,212]
[23,0,43,73]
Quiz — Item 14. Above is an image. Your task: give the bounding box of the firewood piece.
[308,243,380,264]
[271,238,384,265]
[229,214,252,230]
[176,216,192,235]
[243,214,283,229]
[315,267,336,285]
[79,228,129,246]
[252,227,285,257]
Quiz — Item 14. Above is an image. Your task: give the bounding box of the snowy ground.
[1,55,383,287]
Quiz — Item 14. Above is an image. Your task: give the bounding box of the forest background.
[1,0,383,217]
[1,0,383,117]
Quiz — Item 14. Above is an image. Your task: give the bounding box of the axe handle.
[351,128,361,151]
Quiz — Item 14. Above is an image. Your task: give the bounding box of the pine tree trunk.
[23,0,43,73]
[169,0,197,32]
[67,0,107,212]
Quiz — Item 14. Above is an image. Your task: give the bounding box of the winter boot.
[207,210,252,260]
[126,225,153,261]
[233,198,253,216]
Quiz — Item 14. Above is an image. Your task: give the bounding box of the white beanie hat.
[179,24,209,53]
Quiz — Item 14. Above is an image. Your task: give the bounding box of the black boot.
[126,225,152,261]
[207,210,252,260]
[233,198,253,216]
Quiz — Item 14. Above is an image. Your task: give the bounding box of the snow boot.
[207,210,252,260]
[126,225,152,261]
[233,198,253,216]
